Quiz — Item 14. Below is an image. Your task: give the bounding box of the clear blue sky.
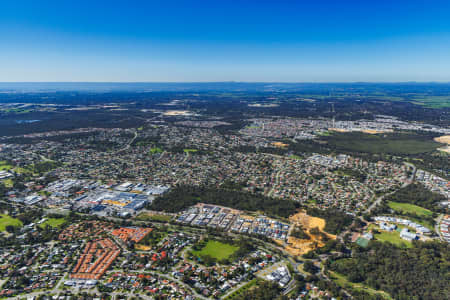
[1,0,450,82]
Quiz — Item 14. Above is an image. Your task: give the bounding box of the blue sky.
[1,0,450,82]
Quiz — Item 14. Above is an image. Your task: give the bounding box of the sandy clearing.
[284,210,336,256]
[362,129,390,134]
[434,135,450,144]
[272,142,289,148]
[163,110,191,116]
[328,128,349,133]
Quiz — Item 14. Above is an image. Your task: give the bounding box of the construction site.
[284,210,336,256]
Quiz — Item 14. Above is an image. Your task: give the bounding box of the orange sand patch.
[285,237,317,256]
[328,128,349,133]
[362,129,390,134]
[434,135,450,144]
[272,142,289,148]
[435,136,450,153]
[285,210,336,256]
[135,244,152,251]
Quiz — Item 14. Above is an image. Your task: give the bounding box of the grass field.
[192,240,239,261]
[0,161,13,171]
[374,230,412,248]
[183,149,198,153]
[408,96,450,108]
[407,217,434,231]
[0,214,23,232]
[329,270,393,299]
[135,212,172,222]
[149,147,163,154]
[388,201,433,217]
[12,167,31,174]
[2,178,13,188]
[324,132,440,155]
[39,218,66,228]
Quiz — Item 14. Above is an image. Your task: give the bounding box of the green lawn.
[39,218,66,229]
[149,147,163,154]
[2,178,13,188]
[408,96,450,108]
[388,201,433,217]
[0,161,13,171]
[192,240,239,261]
[318,130,332,136]
[407,217,434,231]
[135,213,172,222]
[12,167,31,174]
[0,214,23,232]
[329,270,393,300]
[183,149,198,153]
[374,230,412,248]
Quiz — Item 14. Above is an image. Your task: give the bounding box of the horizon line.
[1,81,450,84]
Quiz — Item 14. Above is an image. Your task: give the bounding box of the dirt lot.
[272,142,289,148]
[284,210,336,256]
[434,135,450,144]
[435,136,450,153]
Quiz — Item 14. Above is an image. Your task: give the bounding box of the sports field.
[39,218,66,228]
[387,201,433,217]
[0,214,23,232]
[149,147,163,154]
[192,240,238,261]
[0,161,13,171]
[374,230,412,248]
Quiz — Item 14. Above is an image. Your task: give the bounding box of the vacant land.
[135,212,172,222]
[324,132,440,154]
[434,135,450,144]
[192,240,239,261]
[285,210,336,256]
[388,201,433,217]
[39,218,66,229]
[0,214,23,232]
[435,135,450,153]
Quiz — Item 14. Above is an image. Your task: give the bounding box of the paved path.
[115,130,138,154]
